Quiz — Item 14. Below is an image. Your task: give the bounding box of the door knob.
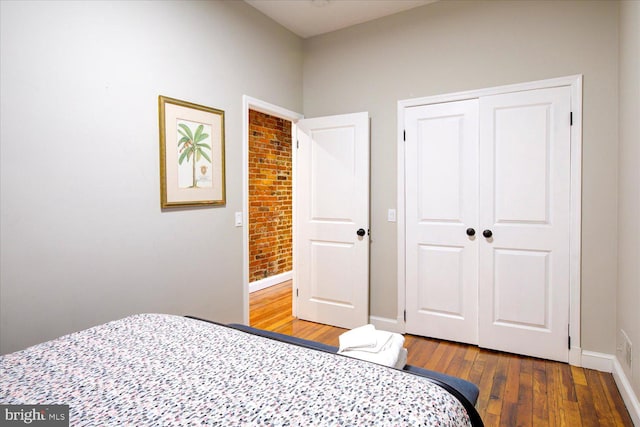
[466,228,476,237]
[483,229,493,238]
[356,228,366,237]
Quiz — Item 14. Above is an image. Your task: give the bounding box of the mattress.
[223,321,480,407]
[1,313,482,426]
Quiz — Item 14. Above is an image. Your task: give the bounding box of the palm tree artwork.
[176,120,212,188]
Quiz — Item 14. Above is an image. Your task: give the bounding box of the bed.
[0,313,483,426]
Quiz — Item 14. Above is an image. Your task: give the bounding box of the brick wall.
[248,110,292,283]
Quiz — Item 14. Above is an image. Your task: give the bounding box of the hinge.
[568,324,571,349]
[404,310,406,322]
[296,139,299,149]
[570,112,573,126]
[568,335,571,350]
[403,130,406,141]
[296,288,299,297]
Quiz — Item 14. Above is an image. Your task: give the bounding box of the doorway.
[242,97,303,325]
[247,109,293,292]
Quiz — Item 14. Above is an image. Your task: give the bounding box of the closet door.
[404,99,479,345]
[478,87,571,362]
[404,86,572,362]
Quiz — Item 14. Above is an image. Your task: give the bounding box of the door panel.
[417,115,464,221]
[494,104,551,223]
[310,126,356,219]
[310,241,356,306]
[295,112,369,329]
[417,245,465,316]
[405,99,479,345]
[493,249,550,328]
[478,86,571,362]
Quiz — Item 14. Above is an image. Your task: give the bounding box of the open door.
[294,112,369,329]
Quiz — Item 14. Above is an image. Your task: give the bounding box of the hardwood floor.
[250,281,634,426]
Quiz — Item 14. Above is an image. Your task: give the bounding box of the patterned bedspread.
[0,314,472,426]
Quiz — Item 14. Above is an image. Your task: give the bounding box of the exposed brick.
[248,110,292,282]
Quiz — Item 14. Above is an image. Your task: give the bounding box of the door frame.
[242,96,303,325]
[396,75,583,366]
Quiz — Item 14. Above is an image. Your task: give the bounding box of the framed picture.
[158,95,225,208]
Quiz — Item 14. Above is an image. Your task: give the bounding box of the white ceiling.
[244,0,437,39]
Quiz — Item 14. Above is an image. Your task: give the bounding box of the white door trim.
[396,75,583,365]
[242,96,303,325]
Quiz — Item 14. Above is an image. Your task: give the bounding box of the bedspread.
[1,314,472,426]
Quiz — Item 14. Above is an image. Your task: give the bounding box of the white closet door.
[478,86,571,362]
[405,99,479,345]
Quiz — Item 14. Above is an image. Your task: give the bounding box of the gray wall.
[617,0,640,401]
[302,0,620,355]
[0,0,303,354]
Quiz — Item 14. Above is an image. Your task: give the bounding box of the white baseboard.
[612,357,640,426]
[369,315,404,334]
[249,271,292,293]
[581,350,639,425]
[581,350,614,373]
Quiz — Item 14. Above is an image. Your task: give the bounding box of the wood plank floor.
[250,281,634,426]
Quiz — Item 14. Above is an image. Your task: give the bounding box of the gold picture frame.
[159,95,226,208]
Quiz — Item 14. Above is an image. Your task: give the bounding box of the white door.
[404,86,572,362]
[405,99,480,345]
[294,112,369,329]
[478,87,571,362]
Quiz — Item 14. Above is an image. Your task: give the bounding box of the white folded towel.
[395,347,408,369]
[338,324,377,352]
[338,326,406,369]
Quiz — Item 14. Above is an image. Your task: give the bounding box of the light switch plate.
[388,209,396,222]
[234,211,243,227]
